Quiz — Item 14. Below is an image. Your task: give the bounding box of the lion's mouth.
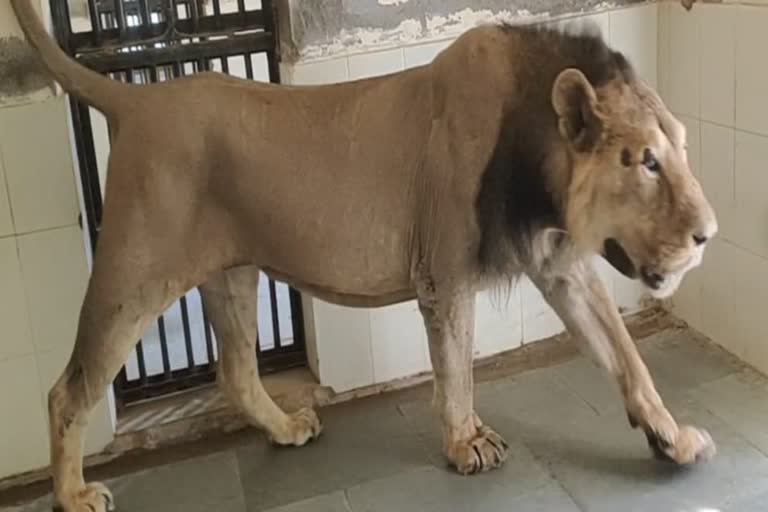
[603,239,669,291]
[602,238,637,279]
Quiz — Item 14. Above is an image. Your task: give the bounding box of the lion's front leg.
[417,285,509,475]
[529,259,716,466]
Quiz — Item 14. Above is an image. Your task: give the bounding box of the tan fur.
[12,2,718,510]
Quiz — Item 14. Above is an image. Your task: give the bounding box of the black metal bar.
[262,0,281,82]
[268,279,281,348]
[179,296,196,369]
[52,0,305,408]
[189,0,200,30]
[138,0,151,26]
[136,340,148,385]
[77,32,273,71]
[70,10,266,51]
[244,52,253,79]
[87,0,102,45]
[212,0,222,28]
[289,288,307,352]
[157,315,172,380]
[114,0,127,37]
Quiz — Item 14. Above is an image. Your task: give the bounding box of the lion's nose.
[691,216,718,247]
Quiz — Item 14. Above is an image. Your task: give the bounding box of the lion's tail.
[12,0,128,115]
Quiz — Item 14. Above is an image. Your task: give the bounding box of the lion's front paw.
[54,482,114,512]
[446,425,510,475]
[269,407,323,447]
[644,424,716,465]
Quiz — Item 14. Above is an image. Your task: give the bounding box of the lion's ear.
[551,68,603,152]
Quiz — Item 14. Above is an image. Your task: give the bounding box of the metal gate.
[49,0,307,408]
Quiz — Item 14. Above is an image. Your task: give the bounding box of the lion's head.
[552,68,717,299]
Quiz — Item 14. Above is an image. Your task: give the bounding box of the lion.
[11,1,718,510]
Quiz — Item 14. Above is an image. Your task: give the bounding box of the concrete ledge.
[276,0,654,63]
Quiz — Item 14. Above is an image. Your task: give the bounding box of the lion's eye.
[642,149,661,173]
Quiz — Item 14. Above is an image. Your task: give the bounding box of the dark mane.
[476,21,636,276]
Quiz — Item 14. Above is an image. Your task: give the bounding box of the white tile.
[656,2,671,102]
[666,3,700,118]
[700,122,735,240]
[0,98,80,233]
[17,225,89,354]
[697,239,739,358]
[36,347,115,456]
[0,237,34,361]
[520,276,565,344]
[732,130,768,257]
[699,5,736,126]
[348,49,405,80]
[369,300,429,383]
[735,6,768,135]
[286,58,349,85]
[671,264,702,331]
[312,299,374,392]
[403,40,453,68]
[677,114,701,178]
[728,243,768,370]
[0,355,49,479]
[610,4,658,88]
[613,275,648,314]
[474,286,523,358]
[0,155,12,237]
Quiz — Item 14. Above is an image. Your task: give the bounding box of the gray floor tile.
[639,329,741,397]
[532,398,768,512]
[691,370,768,455]
[6,326,768,512]
[263,492,351,512]
[237,398,432,511]
[108,452,246,512]
[346,467,580,512]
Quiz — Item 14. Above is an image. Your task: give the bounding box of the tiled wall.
[286,4,659,393]
[663,2,768,376]
[0,1,114,480]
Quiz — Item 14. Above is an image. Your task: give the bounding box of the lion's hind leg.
[50,249,191,511]
[200,266,322,446]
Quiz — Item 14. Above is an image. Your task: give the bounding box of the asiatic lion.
[12,1,718,510]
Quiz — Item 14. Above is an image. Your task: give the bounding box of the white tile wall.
[700,122,735,239]
[312,300,375,392]
[0,354,49,477]
[0,156,12,238]
[699,5,736,127]
[475,288,523,357]
[735,6,768,136]
[0,237,34,361]
[677,114,701,178]
[285,58,349,86]
[610,4,658,88]
[0,98,79,234]
[666,3,700,118]
[403,40,452,68]
[289,6,660,393]
[665,1,768,375]
[369,301,429,382]
[349,49,404,80]
[17,226,90,355]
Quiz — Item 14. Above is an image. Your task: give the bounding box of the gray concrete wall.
[276,0,652,63]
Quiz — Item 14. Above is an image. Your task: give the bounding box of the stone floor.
[5,325,768,512]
